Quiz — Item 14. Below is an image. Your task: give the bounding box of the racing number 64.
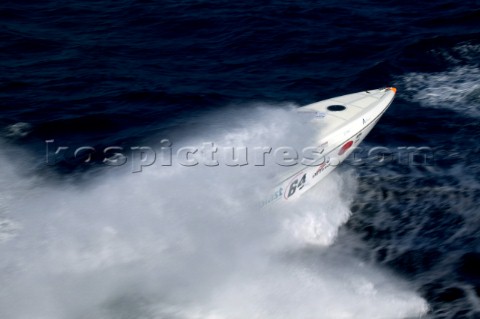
[287,173,307,198]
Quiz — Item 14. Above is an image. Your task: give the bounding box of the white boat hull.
[262,87,396,206]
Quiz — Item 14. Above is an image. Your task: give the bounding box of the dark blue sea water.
[1,1,480,318]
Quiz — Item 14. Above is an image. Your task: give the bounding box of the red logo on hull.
[338,141,353,156]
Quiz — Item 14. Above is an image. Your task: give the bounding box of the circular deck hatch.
[327,105,346,111]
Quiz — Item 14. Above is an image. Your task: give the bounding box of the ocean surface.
[1,1,480,318]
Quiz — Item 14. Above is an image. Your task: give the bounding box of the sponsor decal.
[354,132,362,144]
[312,158,331,178]
[338,141,353,156]
[261,186,284,207]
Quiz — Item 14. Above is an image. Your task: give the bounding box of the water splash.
[0,105,428,319]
